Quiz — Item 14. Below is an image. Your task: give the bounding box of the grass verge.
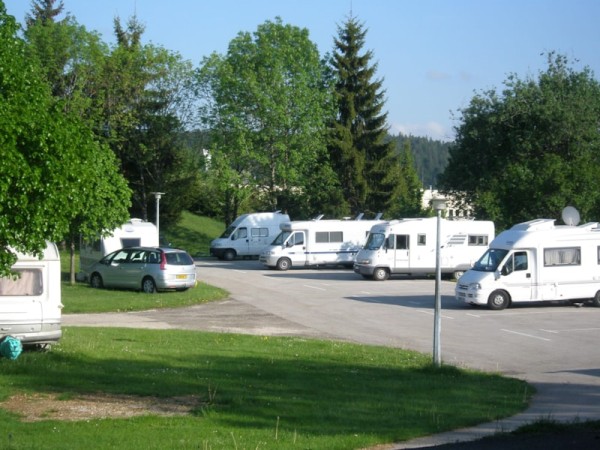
[0,327,532,449]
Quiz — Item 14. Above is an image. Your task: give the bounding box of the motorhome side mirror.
[501,265,509,276]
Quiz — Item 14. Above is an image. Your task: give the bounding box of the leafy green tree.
[440,53,600,229]
[101,16,201,227]
[329,16,408,217]
[197,18,336,221]
[0,3,130,277]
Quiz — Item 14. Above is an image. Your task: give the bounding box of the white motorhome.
[79,219,159,280]
[456,218,600,310]
[354,218,495,281]
[0,242,62,347]
[259,216,385,270]
[210,211,290,261]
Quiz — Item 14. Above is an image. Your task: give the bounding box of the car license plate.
[176,274,187,279]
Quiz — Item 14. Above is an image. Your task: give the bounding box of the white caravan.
[0,242,62,346]
[354,217,495,281]
[79,218,159,280]
[456,218,600,310]
[210,211,291,261]
[259,216,385,270]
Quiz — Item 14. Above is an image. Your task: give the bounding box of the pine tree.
[25,0,65,26]
[329,16,402,216]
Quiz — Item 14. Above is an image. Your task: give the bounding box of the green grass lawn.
[0,327,532,449]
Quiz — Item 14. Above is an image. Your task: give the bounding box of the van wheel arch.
[592,291,600,307]
[488,290,510,310]
[372,267,389,281]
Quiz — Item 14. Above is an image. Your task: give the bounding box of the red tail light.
[160,252,167,270]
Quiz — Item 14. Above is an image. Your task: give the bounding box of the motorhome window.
[0,269,43,296]
[251,227,269,237]
[315,231,343,243]
[472,248,508,272]
[544,247,581,266]
[417,234,426,246]
[121,238,141,248]
[514,251,528,271]
[396,235,409,250]
[365,233,385,250]
[468,235,488,246]
[292,232,304,246]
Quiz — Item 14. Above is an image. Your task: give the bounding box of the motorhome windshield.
[472,248,509,272]
[364,232,385,250]
[220,225,237,239]
[272,231,291,246]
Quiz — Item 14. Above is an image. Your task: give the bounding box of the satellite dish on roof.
[562,206,580,226]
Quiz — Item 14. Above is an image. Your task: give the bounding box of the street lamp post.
[151,192,165,243]
[432,197,447,367]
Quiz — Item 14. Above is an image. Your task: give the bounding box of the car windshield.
[364,232,385,250]
[472,248,508,272]
[271,231,291,246]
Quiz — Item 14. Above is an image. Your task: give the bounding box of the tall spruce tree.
[329,16,404,217]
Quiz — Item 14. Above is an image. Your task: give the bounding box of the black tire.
[223,249,236,261]
[592,291,600,307]
[142,277,157,294]
[372,267,389,281]
[488,290,510,310]
[90,273,103,289]
[276,258,291,271]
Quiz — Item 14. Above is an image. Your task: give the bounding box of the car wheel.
[90,273,103,289]
[372,267,389,281]
[223,249,236,261]
[276,258,291,271]
[488,290,510,310]
[142,277,157,294]
[592,291,600,307]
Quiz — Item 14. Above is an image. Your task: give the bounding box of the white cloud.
[390,121,454,142]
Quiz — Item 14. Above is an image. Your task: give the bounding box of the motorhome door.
[287,231,307,265]
[391,234,409,268]
[500,250,533,301]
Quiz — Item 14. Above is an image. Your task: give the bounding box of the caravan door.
[392,234,410,269]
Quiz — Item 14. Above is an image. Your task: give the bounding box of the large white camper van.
[354,218,495,280]
[0,242,62,346]
[259,216,385,270]
[456,217,600,310]
[79,219,159,280]
[210,211,290,260]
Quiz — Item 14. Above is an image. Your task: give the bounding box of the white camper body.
[0,242,62,346]
[354,218,495,281]
[79,219,159,279]
[259,218,385,270]
[455,219,600,310]
[210,211,291,260]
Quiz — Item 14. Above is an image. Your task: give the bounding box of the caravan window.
[316,231,343,243]
[417,234,426,246]
[468,235,488,246]
[0,269,43,296]
[544,247,581,266]
[251,227,269,237]
[121,238,141,248]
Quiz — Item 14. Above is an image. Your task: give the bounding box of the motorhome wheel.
[488,290,509,310]
[593,291,600,307]
[276,258,291,271]
[223,249,236,261]
[372,267,389,281]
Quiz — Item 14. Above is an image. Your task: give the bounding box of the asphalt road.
[64,258,600,448]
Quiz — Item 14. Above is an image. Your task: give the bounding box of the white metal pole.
[433,203,443,367]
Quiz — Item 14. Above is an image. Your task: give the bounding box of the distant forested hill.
[389,133,451,188]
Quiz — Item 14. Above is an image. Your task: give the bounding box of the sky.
[4,0,600,142]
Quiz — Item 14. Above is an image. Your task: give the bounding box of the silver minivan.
[89,247,197,293]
